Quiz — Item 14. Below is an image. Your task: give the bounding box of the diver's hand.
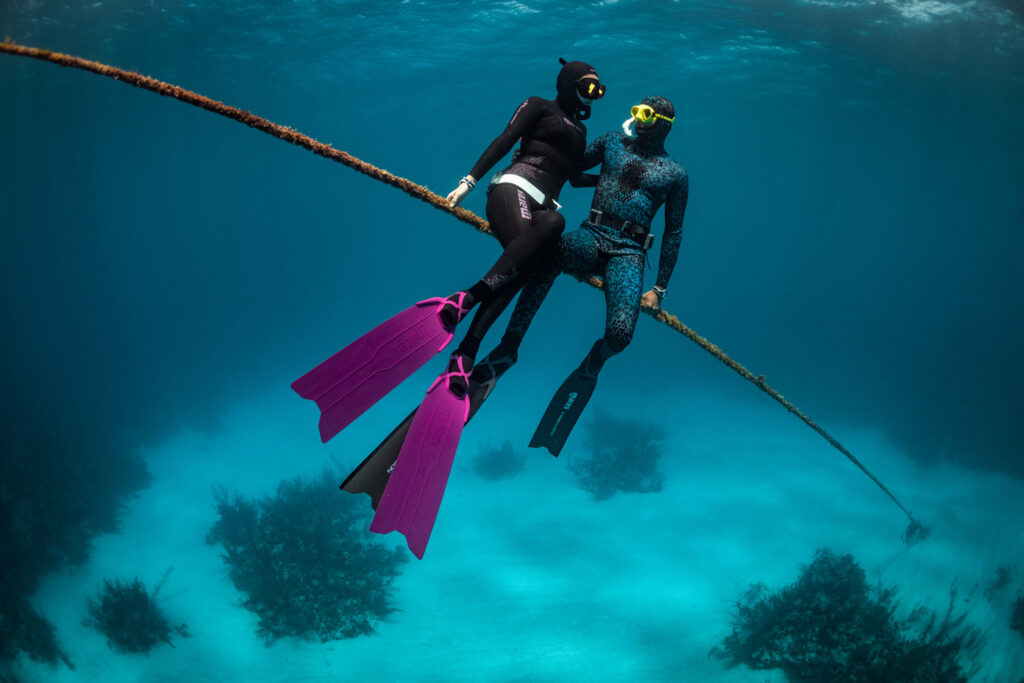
[641,289,662,312]
[447,176,475,207]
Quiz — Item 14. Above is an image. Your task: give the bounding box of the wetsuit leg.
[501,227,602,350]
[480,184,565,291]
[455,271,526,360]
[453,184,565,361]
[603,252,645,353]
[582,250,645,372]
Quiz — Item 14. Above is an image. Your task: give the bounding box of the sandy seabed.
[13,382,1024,682]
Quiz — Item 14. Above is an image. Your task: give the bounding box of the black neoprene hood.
[556,58,599,120]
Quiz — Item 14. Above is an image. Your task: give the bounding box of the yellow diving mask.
[630,103,674,125]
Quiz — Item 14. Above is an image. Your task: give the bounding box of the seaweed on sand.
[206,471,406,644]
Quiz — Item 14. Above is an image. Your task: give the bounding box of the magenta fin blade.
[369,381,467,558]
[291,302,436,400]
[290,301,451,443]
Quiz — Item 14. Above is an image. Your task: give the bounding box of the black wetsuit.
[455,94,593,360]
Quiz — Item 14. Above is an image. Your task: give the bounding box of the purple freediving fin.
[369,355,472,559]
[340,348,518,510]
[291,294,470,443]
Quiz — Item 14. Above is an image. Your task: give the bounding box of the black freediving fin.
[340,350,515,509]
[340,409,416,509]
[528,368,598,457]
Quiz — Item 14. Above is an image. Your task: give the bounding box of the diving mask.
[577,75,606,101]
[630,103,674,125]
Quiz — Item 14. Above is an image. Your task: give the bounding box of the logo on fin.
[562,391,579,410]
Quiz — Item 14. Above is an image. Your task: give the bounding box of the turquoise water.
[1,2,1022,681]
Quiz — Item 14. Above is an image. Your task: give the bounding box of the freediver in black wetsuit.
[443,59,606,392]
[473,95,689,455]
[324,60,607,554]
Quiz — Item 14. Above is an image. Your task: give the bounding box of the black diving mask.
[577,75,606,101]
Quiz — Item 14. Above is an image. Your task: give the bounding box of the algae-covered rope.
[0,39,491,236]
[1,39,925,541]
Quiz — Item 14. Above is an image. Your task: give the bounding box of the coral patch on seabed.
[718,548,982,682]
[206,471,406,644]
[471,439,525,481]
[84,570,189,653]
[568,413,666,501]
[1012,594,1024,637]
[1,430,150,672]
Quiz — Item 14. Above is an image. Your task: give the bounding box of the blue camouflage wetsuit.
[489,95,688,376]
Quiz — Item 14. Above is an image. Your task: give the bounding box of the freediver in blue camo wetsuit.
[473,95,688,455]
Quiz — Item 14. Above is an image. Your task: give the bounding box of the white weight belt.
[493,173,562,211]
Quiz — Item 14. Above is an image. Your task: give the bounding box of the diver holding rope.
[295,59,606,557]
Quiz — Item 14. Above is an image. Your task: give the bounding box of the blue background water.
[1,1,1022,681]
[2,0,1021,473]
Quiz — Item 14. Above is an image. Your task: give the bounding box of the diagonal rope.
[1,39,925,540]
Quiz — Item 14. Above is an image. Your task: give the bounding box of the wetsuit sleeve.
[567,131,609,187]
[467,97,546,181]
[582,132,611,171]
[656,169,688,290]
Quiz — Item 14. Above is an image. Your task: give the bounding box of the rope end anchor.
[903,517,931,547]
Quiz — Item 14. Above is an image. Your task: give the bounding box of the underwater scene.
[1,1,1022,681]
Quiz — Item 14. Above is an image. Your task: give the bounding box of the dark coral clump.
[569,413,666,501]
[721,548,981,682]
[0,428,150,667]
[206,472,406,644]
[0,586,71,670]
[1012,593,1024,636]
[471,439,525,481]
[983,565,1011,601]
[84,572,188,653]
[902,518,931,547]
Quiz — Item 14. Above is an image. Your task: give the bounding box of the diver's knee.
[539,211,566,242]
[603,328,633,355]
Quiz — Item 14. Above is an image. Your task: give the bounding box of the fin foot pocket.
[469,343,518,386]
[421,291,475,329]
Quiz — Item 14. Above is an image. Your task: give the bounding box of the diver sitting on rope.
[340,95,686,514]
[294,58,606,557]
[474,95,688,455]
